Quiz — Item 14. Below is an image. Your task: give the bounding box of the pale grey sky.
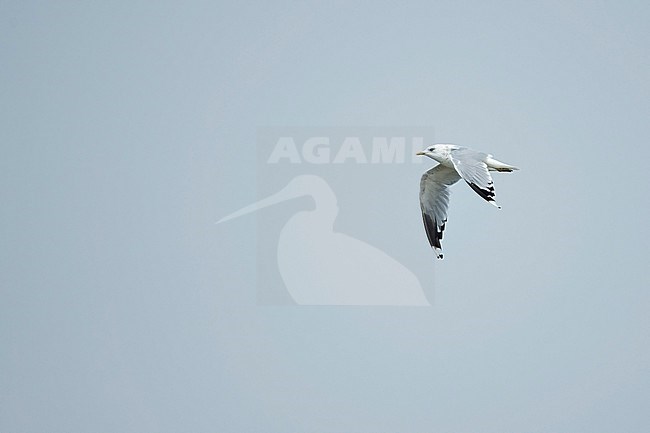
[2,1,650,432]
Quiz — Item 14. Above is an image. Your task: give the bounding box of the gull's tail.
[486,156,519,172]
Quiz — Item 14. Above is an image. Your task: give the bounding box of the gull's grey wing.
[450,148,500,208]
[420,164,462,259]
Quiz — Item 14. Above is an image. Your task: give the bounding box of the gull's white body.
[417,144,518,259]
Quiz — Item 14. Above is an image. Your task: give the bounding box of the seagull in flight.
[417,144,518,259]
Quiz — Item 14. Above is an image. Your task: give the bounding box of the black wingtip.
[466,181,496,204]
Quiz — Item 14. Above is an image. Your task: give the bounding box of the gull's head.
[416,145,443,160]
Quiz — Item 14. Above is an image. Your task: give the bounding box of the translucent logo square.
[219,127,439,305]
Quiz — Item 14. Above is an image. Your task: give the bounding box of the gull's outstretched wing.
[450,148,501,208]
[420,164,462,259]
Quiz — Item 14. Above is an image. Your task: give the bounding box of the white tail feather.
[486,156,519,172]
